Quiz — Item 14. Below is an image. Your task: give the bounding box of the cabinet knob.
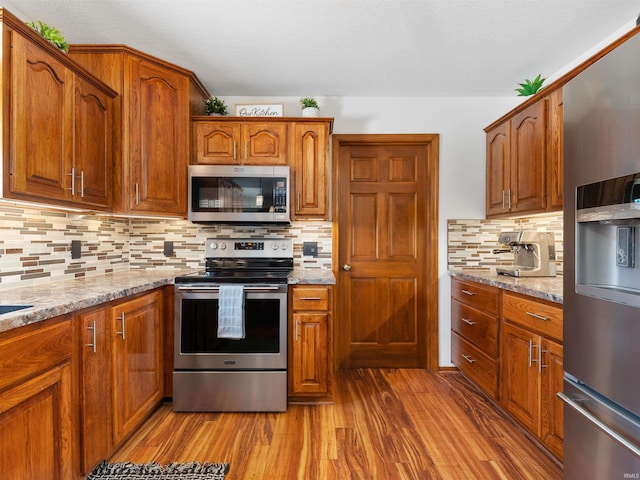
[342,264,351,272]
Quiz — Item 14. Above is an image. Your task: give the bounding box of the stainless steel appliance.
[188,165,290,223]
[173,237,293,412]
[562,29,640,477]
[494,230,557,277]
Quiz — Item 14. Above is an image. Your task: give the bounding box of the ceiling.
[3,0,639,97]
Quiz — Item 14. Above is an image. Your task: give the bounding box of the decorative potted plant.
[300,97,320,117]
[204,96,228,116]
[26,20,69,53]
[515,74,546,96]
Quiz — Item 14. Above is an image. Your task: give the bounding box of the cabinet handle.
[460,289,476,296]
[461,354,475,364]
[502,190,505,209]
[539,346,548,373]
[528,340,538,367]
[507,189,512,209]
[77,171,85,197]
[526,311,549,321]
[233,141,237,160]
[297,192,301,212]
[461,318,476,326]
[67,167,76,195]
[116,312,126,340]
[86,320,97,353]
[135,183,140,205]
[295,317,300,341]
[244,141,248,161]
[300,297,322,301]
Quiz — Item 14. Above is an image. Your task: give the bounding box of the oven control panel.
[205,238,293,258]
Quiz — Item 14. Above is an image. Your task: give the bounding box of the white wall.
[227,95,520,366]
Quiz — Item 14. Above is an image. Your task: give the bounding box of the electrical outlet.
[164,241,174,257]
[71,240,81,259]
[302,241,318,257]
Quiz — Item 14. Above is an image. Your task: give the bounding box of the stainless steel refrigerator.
[563,28,640,478]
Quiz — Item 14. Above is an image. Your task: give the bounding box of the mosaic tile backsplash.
[0,203,333,289]
[448,213,564,274]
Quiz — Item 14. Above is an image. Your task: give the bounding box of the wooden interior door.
[334,134,439,369]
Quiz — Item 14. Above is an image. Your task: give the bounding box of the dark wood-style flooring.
[111,369,562,479]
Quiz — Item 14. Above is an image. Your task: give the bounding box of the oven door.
[174,284,287,370]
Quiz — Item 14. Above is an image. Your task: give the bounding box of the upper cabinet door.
[291,122,330,219]
[193,121,242,164]
[10,32,74,201]
[485,121,511,216]
[74,77,114,209]
[242,123,288,165]
[127,58,189,215]
[510,100,546,213]
[547,90,563,210]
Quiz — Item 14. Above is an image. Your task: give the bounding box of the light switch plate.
[302,241,318,257]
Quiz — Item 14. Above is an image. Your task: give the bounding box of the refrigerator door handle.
[558,391,640,458]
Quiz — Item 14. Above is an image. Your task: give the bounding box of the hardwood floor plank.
[109,369,562,479]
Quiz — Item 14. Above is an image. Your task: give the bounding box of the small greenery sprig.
[515,74,546,96]
[300,96,319,109]
[204,96,228,115]
[26,20,69,53]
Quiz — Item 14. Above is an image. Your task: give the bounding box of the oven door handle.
[176,285,281,292]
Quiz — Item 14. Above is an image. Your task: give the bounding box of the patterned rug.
[86,461,229,479]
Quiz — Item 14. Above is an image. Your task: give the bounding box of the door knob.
[342,264,351,271]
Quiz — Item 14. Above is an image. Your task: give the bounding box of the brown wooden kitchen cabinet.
[291,121,331,219]
[76,289,164,474]
[76,306,112,475]
[69,45,208,216]
[110,289,164,446]
[193,118,288,165]
[450,278,500,399]
[486,100,547,217]
[289,285,333,401]
[546,89,564,210]
[500,291,563,460]
[0,317,73,480]
[6,13,115,210]
[485,89,564,218]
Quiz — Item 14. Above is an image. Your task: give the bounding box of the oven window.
[180,297,281,353]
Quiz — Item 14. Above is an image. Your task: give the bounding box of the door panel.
[335,135,439,369]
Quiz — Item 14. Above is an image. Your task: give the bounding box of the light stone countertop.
[0,268,337,334]
[289,269,336,285]
[0,269,192,334]
[449,269,563,304]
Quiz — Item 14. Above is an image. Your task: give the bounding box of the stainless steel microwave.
[188,165,290,223]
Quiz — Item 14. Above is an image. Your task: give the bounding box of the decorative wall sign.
[235,104,283,117]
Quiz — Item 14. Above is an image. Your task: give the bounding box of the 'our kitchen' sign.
[235,104,283,117]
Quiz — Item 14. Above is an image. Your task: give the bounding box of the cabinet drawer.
[292,287,330,311]
[0,318,72,392]
[502,291,562,341]
[451,332,498,399]
[451,278,499,315]
[451,300,499,357]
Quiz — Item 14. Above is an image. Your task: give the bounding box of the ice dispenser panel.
[576,173,640,307]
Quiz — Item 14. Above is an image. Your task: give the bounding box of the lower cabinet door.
[111,291,163,446]
[0,363,73,480]
[291,312,328,395]
[78,307,112,474]
[540,338,564,459]
[501,322,540,434]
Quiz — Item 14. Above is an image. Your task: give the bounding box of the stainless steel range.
[173,238,293,412]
